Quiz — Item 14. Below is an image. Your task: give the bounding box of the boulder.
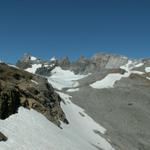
[0,132,7,141]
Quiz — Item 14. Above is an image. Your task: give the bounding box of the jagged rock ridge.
[16,52,129,75]
[0,63,68,126]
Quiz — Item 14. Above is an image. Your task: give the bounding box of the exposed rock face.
[58,57,70,69]
[35,66,55,76]
[16,53,58,76]
[0,132,7,141]
[16,53,34,69]
[0,63,68,126]
[68,53,128,74]
[0,87,20,119]
[16,52,129,75]
[70,56,91,74]
[16,53,43,69]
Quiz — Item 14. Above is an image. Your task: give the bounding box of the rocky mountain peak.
[16,52,144,76]
[58,56,70,68]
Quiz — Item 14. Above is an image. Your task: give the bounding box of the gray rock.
[67,71,150,150]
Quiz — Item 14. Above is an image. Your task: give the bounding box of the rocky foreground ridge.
[0,63,68,136]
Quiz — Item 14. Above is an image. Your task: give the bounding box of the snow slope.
[50,57,56,62]
[48,67,89,90]
[0,104,114,150]
[67,88,79,92]
[25,64,42,74]
[145,67,150,73]
[58,92,115,150]
[30,56,37,61]
[0,107,97,150]
[90,60,144,89]
[90,73,126,89]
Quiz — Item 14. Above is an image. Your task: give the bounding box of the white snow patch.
[134,62,144,68]
[25,64,42,74]
[145,67,150,73]
[67,88,79,92]
[50,57,56,62]
[50,63,55,67]
[146,77,150,80]
[57,92,115,150]
[8,64,19,69]
[131,70,144,75]
[30,56,37,61]
[120,60,144,71]
[48,67,89,90]
[31,80,38,85]
[120,60,134,71]
[90,60,144,89]
[44,64,49,67]
[90,73,125,89]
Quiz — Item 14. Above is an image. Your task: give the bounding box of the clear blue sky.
[0,0,150,63]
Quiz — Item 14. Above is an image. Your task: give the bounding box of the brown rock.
[0,63,68,126]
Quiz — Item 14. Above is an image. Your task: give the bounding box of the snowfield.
[0,107,95,150]
[30,56,37,61]
[50,57,56,61]
[48,67,89,90]
[90,60,144,89]
[90,73,125,89]
[25,64,42,74]
[0,102,114,150]
[67,88,79,92]
[31,80,39,85]
[145,67,150,73]
[146,77,150,80]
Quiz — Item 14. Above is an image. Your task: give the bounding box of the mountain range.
[0,52,150,150]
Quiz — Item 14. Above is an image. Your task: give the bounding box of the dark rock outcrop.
[0,132,7,141]
[0,63,68,126]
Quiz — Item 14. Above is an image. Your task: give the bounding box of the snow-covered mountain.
[1,53,150,150]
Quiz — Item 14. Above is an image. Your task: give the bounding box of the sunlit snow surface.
[146,77,150,80]
[145,67,150,73]
[50,57,56,61]
[48,67,89,90]
[67,88,79,92]
[25,64,42,74]
[0,102,114,150]
[0,107,95,150]
[31,80,39,85]
[90,60,144,89]
[30,56,37,61]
